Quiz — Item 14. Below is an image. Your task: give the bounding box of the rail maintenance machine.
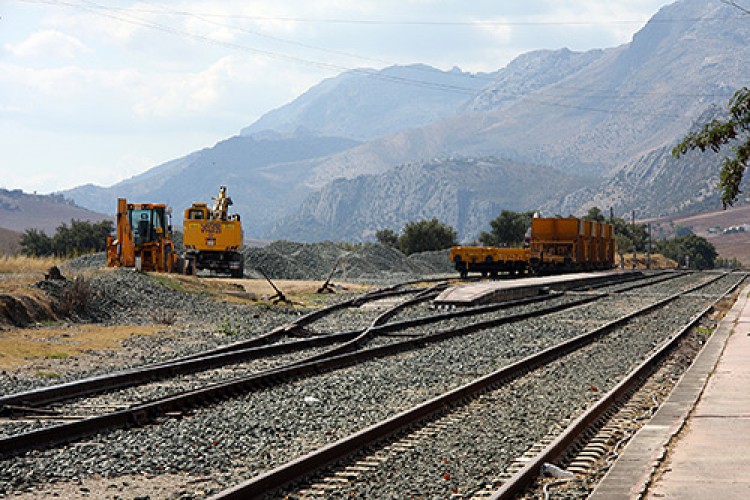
[182,186,244,277]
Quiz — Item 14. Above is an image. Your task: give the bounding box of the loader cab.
[128,204,169,245]
[185,203,211,221]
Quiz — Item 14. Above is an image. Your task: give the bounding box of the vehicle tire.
[231,265,244,278]
[163,245,173,273]
[183,257,195,276]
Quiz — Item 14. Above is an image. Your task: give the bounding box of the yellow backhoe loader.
[106,198,179,273]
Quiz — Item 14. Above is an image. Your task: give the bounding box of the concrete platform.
[590,283,750,499]
[434,270,638,306]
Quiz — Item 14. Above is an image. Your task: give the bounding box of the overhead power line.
[19,0,749,26]
[14,0,741,118]
[721,1,750,15]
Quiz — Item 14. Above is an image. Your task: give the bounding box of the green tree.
[375,228,398,248]
[52,219,114,257]
[478,210,534,247]
[583,206,606,222]
[674,225,694,238]
[612,218,649,252]
[20,228,53,257]
[21,219,114,257]
[397,218,457,255]
[614,233,632,256]
[654,234,717,269]
[672,87,750,207]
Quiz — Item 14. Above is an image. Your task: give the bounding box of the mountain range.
[58,0,750,243]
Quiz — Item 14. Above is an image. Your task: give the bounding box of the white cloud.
[1,0,675,194]
[5,30,90,59]
[0,62,141,101]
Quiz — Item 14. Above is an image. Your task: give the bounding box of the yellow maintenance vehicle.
[106,198,179,272]
[182,186,244,277]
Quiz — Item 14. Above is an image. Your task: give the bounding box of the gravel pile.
[243,241,453,281]
[62,252,106,271]
[64,243,455,281]
[0,272,739,498]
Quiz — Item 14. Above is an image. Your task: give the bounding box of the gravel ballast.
[0,271,740,497]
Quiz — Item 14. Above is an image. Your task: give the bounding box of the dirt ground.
[0,272,373,373]
[0,323,166,372]
[10,470,231,499]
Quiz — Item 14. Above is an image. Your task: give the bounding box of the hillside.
[644,205,750,265]
[0,189,110,236]
[269,157,592,242]
[241,64,492,141]
[61,0,750,243]
[545,107,750,220]
[62,133,360,237]
[301,0,750,184]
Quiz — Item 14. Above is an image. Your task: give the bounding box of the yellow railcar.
[450,217,615,278]
[529,217,615,273]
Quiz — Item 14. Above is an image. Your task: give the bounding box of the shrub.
[58,276,91,317]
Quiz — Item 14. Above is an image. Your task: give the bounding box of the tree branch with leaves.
[672,87,750,208]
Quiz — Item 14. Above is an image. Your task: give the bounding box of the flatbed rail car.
[450,217,615,277]
[450,246,531,278]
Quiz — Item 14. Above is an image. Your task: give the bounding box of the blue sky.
[1,0,672,193]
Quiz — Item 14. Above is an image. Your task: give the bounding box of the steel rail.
[1,272,720,459]
[0,272,692,415]
[0,286,560,412]
[291,282,448,364]
[488,272,746,499]
[0,331,357,411]
[571,270,680,293]
[0,283,425,412]
[208,273,731,498]
[0,284,606,458]
[175,282,421,360]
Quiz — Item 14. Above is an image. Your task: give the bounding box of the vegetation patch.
[0,324,163,370]
[693,326,714,336]
[150,273,193,294]
[0,255,63,274]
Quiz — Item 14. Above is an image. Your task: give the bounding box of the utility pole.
[647,223,652,269]
[632,210,637,270]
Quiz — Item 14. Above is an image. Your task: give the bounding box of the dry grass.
[618,252,678,270]
[0,255,64,274]
[0,324,164,370]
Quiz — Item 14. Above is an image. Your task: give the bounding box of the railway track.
[209,271,743,498]
[0,271,662,425]
[0,271,733,497]
[0,282,431,414]
[0,280,597,454]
